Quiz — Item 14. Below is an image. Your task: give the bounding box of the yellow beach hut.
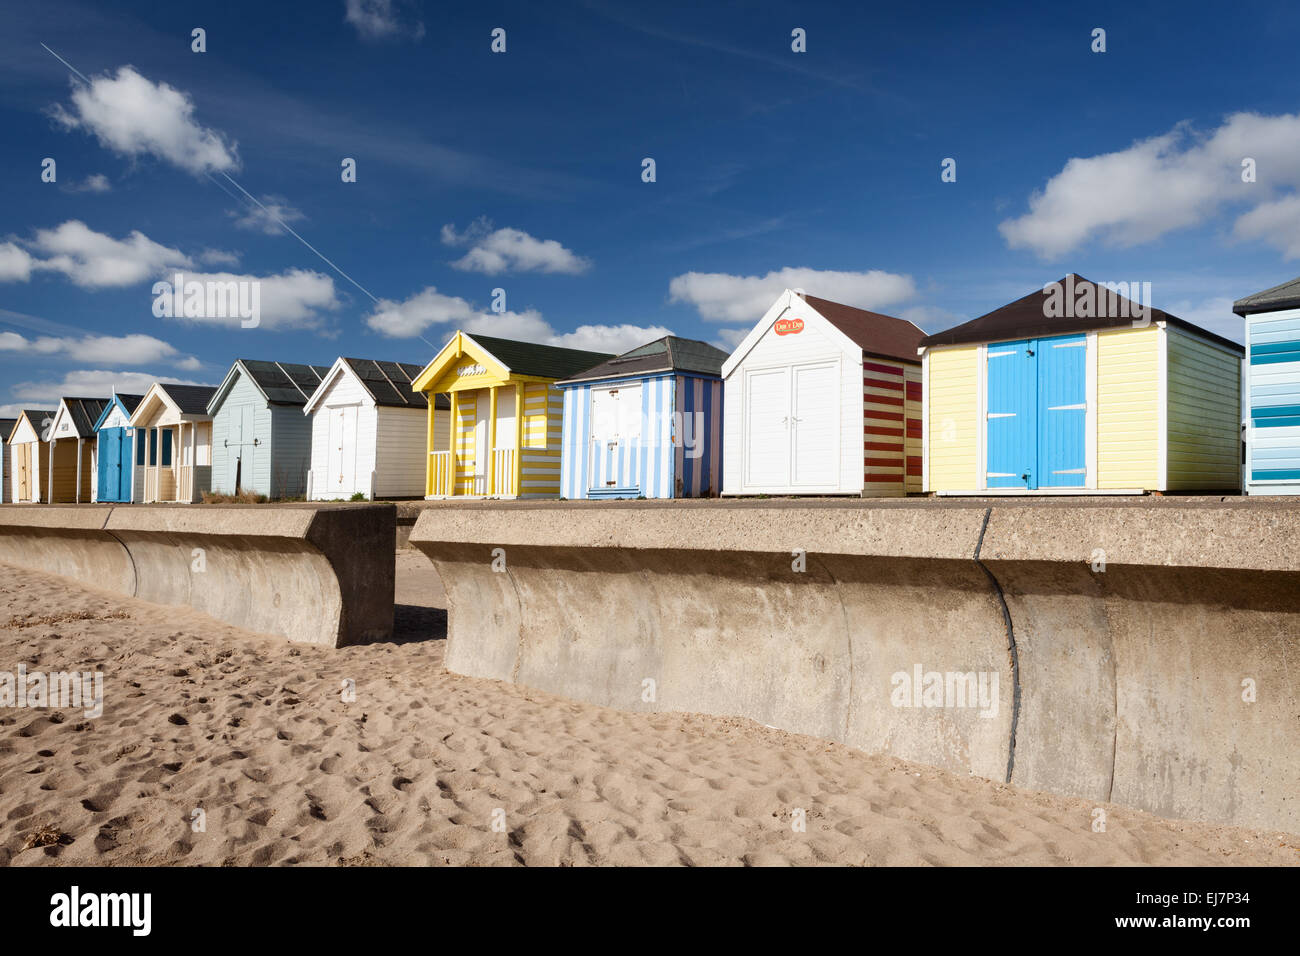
[920,275,1243,494]
[412,331,614,498]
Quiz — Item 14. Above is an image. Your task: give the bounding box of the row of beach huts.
[2,273,1299,503]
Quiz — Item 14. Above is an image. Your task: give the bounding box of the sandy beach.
[0,550,1295,867]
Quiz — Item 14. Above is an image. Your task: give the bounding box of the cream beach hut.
[6,409,55,503]
[127,383,218,503]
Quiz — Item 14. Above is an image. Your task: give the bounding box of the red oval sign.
[775,317,804,336]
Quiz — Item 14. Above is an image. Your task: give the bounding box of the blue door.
[986,339,1037,488]
[96,427,135,502]
[985,335,1088,491]
[97,428,117,500]
[118,429,133,501]
[1037,334,1087,487]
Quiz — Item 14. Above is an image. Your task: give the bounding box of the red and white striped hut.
[721,289,924,496]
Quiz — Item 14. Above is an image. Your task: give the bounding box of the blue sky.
[3,0,1300,415]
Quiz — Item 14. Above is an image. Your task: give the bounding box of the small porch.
[425,384,521,499]
[137,421,212,504]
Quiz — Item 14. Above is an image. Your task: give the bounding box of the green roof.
[467,333,616,379]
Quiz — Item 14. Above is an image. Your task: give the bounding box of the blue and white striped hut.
[1236,276,1300,494]
[556,336,726,498]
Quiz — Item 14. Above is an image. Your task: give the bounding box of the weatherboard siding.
[1096,326,1160,490]
[674,373,722,497]
[211,371,274,497]
[924,346,979,492]
[1166,327,1241,491]
[1246,310,1300,491]
[374,406,430,498]
[863,357,919,497]
[308,370,378,500]
[268,403,314,498]
[561,373,723,500]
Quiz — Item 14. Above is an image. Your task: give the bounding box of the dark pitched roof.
[802,294,925,365]
[93,394,144,432]
[0,419,15,442]
[1233,276,1300,316]
[17,410,56,438]
[921,275,1244,353]
[60,398,110,436]
[158,384,218,415]
[114,394,144,416]
[237,359,332,405]
[340,359,448,409]
[556,336,729,385]
[467,333,616,379]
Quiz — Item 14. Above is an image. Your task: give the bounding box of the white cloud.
[442,222,591,275]
[365,285,668,354]
[547,324,673,354]
[999,112,1300,258]
[344,0,424,41]
[158,269,340,330]
[668,267,917,322]
[1233,195,1300,259]
[29,220,191,288]
[0,331,200,368]
[231,197,306,236]
[68,174,112,193]
[0,243,35,282]
[365,286,481,337]
[51,66,239,176]
[4,369,212,411]
[197,248,240,267]
[714,328,749,350]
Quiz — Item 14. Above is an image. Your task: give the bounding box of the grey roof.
[556,336,728,385]
[158,384,218,415]
[17,410,56,438]
[0,418,15,442]
[340,358,448,409]
[114,394,144,416]
[59,397,110,436]
[237,359,332,406]
[467,334,616,379]
[1233,276,1300,316]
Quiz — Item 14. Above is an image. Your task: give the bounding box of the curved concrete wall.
[410,500,1300,833]
[0,503,394,647]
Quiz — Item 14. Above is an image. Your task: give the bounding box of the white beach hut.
[303,357,450,500]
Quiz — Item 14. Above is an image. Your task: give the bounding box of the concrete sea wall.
[409,499,1300,834]
[0,503,394,647]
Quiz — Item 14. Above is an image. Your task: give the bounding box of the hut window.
[148,429,157,466]
[161,430,173,467]
[136,430,146,466]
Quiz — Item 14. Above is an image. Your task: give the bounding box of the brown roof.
[921,275,1243,353]
[802,294,924,365]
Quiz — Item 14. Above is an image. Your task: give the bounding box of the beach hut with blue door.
[1234,276,1300,494]
[208,359,330,498]
[555,336,727,498]
[92,393,143,503]
[921,275,1243,493]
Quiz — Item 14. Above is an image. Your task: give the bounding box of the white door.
[744,367,790,488]
[791,363,839,486]
[327,405,357,494]
[473,390,491,494]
